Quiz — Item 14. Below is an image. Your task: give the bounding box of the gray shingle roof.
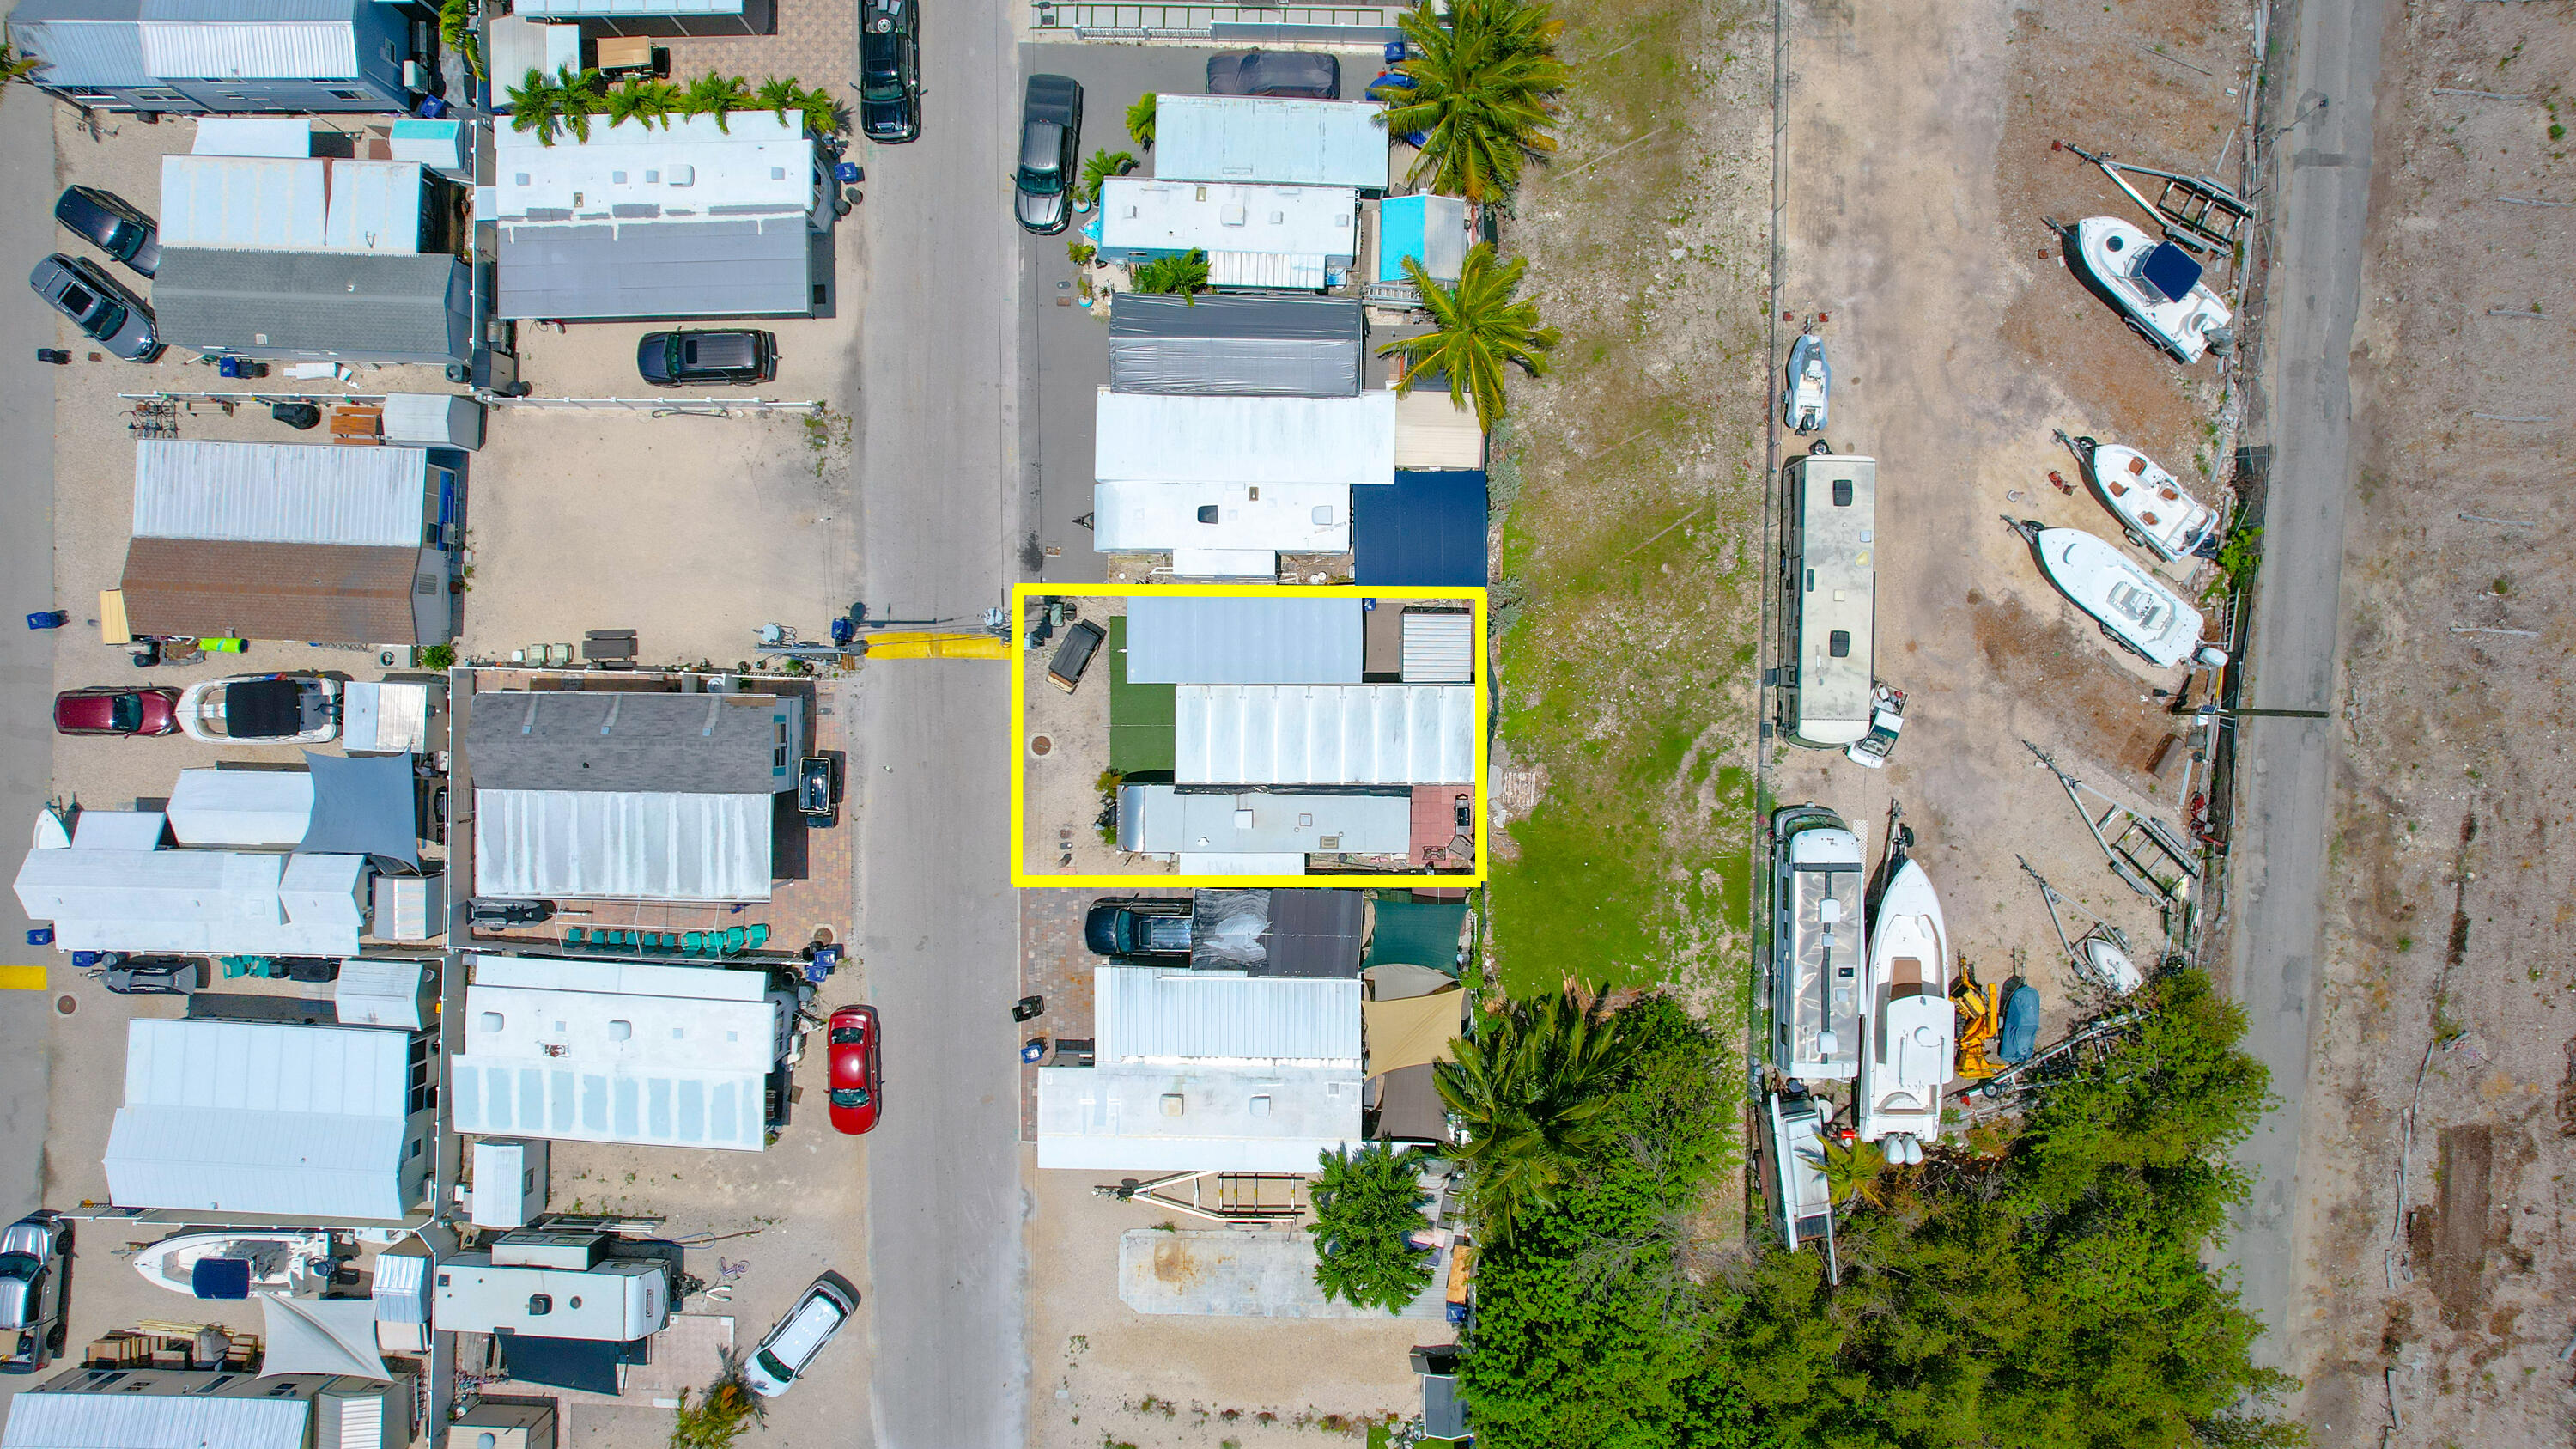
[154,248,469,364]
[465,691,799,794]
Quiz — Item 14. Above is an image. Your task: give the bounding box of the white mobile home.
[1115,787,1413,874]
[434,1257,668,1342]
[1036,1063,1364,1172]
[1093,965,1363,1068]
[14,846,370,955]
[1091,480,1349,578]
[1094,179,1358,290]
[134,441,458,551]
[1151,95,1389,192]
[1094,390,1395,488]
[104,1019,436,1221]
[447,956,787,1152]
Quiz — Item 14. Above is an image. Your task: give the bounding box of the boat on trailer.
[2007,519,2217,670]
[2072,437,2219,562]
[1857,857,1950,1163]
[2066,216,2234,363]
[131,1230,336,1299]
[1767,1091,1840,1282]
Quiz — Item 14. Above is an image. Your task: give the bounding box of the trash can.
[25,928,52,947]
[270,402,323,430]
[24,611,67,630]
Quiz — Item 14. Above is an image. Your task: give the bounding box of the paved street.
[0,63,61,1222]
[2221,0,2390,1374]
[852,3,1029,1446]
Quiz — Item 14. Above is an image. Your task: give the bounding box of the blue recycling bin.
[835,161,861,184]
[25,928,52,947]
[1384,40,1407,64]
[24,611,66,630]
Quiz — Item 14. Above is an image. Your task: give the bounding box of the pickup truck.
[0,1212,70,1375]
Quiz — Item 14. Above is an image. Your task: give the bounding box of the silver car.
[1014,74,1082,235]
[30,253,161,362]
[744,1271,859,1397]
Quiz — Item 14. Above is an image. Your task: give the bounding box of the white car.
[176,673,343,744]
[744,1271,859,1397]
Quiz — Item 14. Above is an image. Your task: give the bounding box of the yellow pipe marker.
[0,966,50,991]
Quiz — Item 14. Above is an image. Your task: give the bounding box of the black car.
[1083,898,1193,959]
[1015,74,1082,235]
[859,0,920,143]
[88,955,205,995]
[1206,50,1340,98]
[28,253,160,362]
[638,329,778,386]
[54,186,161,278]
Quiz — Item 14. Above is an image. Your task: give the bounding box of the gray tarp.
[1109,293,1364,398]
[298,751,418,867]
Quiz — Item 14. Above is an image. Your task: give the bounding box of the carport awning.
[473,788,771,901]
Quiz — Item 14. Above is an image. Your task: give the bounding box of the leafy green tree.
[554,66,607,143]
[1375,0,1569,202]
[1377,242,1559,432]
[505,67,564,144]
[1434,983,1630,1240]
[756,75,804,123]
[797,86,848,137]
[1131,250,1211,301]
[0,42,46,86]
[438,0,481,81]
[604,80,668,131]
[683,71,753,129]
[1078,148,1136,206]
[1309,1144,1435,1312]
[667,1353,764,1449]
[1124,91,1157,147]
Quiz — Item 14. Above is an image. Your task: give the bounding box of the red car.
[826,1005,882,1135]
[52,686,179,737]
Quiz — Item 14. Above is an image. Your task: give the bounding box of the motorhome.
[1779,453,1877,747]
[1772,805,1864,1082]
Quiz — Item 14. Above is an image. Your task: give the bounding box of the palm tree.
[796,86,848,137]
[1376,241,1559,431]
[1433,984,1631,1239]
[1131,250,1211,301]
[1124,92,1156,148]
[1,43,46,86]
[555,66,607,143]
[604,80,664,132]
[1375,0,1569,202]
[1077,148,1135,206]
[683,72,753,130]
[756,75,803,123]
[506,67,564,145]
[622,77,684,129]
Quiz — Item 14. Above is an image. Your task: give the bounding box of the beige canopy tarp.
[1364,986,1467,1077]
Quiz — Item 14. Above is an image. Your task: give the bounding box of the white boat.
[1767,1092,1839,1281]
[2014,521,2218,670]
[2077,440,2219,562]
[1781,332,1829,434]
[2068,216,2233,363]
[2079,933,2145,995]
[131,1231,334,1299]
[176,674,343,745]
[1856,859,1950,1156]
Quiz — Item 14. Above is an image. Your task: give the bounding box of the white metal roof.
[167,766,314,847]
[495,113,813,222]
[1093,480,1347,557]
[1097,178,1356,263]
[1095,965,1363,1068]
[140,20,361,82]
[1095,389,1396,487]
[1122,594,1364,685]
[1035,1063,1364,1172]
[2,1390,311,1449]
[71,809,168,850]
[1401,612,1475,682]
[334,959,433,1031]
[519,0,745,15]
[1175,852,1313,874]
[1153,95,1390,191]
[471,953,773,999]
[1176,685,1473,785]
[194,117,315,158]
[1207,253,1329,289]
[106,1018,419,1220]
[160,157,424,254]
[13,848,367,955]
[134,441,434,548]
[1169,549,1282,579]
[448,967,777,1151]
[472,788,772,902]
[1119,786,1415,859]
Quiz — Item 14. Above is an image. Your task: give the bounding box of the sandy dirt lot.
[2287,3,2576,1444]
[1774,0,2257,1044]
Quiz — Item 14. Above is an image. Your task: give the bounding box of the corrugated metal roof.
[323,161,425,252]
[1035,1063,1364,1172]
[1175,685,1473,785]
[1095,965,1362,1067]
[496,216,812,320]
[1123,595,1364,684]
[139,17,358,79]
[465,691,798,795]
[135,439,431,547]
[9,15,152,87]
[153,249,470,365]
[1206,252,1328,289]
[124,1016,409,1114]
[1153,94,1389,191]
[1353,471,1488,587]
[12,847,368,954]
[472,788,773,901]
[118,536,436,645]
[2,1386,311,1449]
[1401,612,1475,682]
[519,0,744,15]
[1095,389,1395,486]
[161,155,328,249]
[1108,293,1362,397]
[448,978,775,1150]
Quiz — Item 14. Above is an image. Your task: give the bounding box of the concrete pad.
[1118,1228,1445,1320]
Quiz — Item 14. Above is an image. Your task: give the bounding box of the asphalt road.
[0,65,62,1222]
[851,4,1030,1446]
[2221,0,2390,1371]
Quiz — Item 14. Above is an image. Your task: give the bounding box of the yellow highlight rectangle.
[0,966,49,991]
[1010,581,1488,889]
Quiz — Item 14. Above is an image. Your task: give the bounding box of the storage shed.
[1174,685,1473,785]
[333,958,436,1030]
[104,1018,434,1221]
[1151,95,1389,192]
[1107,293,1363,398]
[1123,595,1364,684]
[1094,390,1395,488]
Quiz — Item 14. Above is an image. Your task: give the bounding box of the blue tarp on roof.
[1353,469,1487,587]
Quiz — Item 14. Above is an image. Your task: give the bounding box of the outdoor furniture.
[594,36,665,79]
[582,630,638,662]
[682,932,705,954]
[565,927,590,949]
[745,923,769,951]
[720,927,747,955]
[327,405,382,446]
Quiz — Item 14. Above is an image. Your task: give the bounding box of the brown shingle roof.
[119,537,428,645]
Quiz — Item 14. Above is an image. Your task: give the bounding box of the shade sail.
[299,750,419,866]
[1363,987,1467,1077]
[258,1294,387,1379]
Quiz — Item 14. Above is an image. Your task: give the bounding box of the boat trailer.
[1092,1171,1309,1224]
[2057,141,2251,257]
[1953,1007,2148,1122]
[2022,740,2198,920]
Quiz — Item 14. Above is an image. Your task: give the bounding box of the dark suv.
[1014,74,1082,235]
[54,186,161,278]
[860,0,920,143]
[638,329,778,386]
[1083,898,1193,959]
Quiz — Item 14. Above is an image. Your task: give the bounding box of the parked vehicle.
[1856,854,1948,1163]
[1771,805,1862,1084]
[1046,619,1105,693]
[1781,332,1829,434]
[0,1212,70,1375]
[1015,74,1083,235]
[1083,898,1193,960]
[825,1005,881,1135]
[28,253,160,362]
[52,685,179,737]
[744,1271,860,1397]
[1206,49,1340,97]
[88,955,205,995]
[2007,520,2218,670]
[637,329,777,387]
[798,755,839,822]
[859,0,920,143]
[176,674,343,744]
[54,186,161,278]
[469,898,554,930]
[2070,435,2220,563]
[1844,685,1905,769]
[2065,215,2233,363]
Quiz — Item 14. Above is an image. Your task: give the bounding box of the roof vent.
[611,170,627,183]
[666,164,695,186]
[770,166,786,180]
[1248,1094,1272,1117]
[1196,505,1220,523]
[1160,1093,1186,1117]
[513,173,530,186]
[1234,809,1255,829]
[1268,210,1285,224]
[477,1012,504,1032]
[645,170,659,183]
[1220,203,1248,226]
[607,1020,632,1042]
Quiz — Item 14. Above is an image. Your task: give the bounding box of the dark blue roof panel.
[1353,469,1487,587]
